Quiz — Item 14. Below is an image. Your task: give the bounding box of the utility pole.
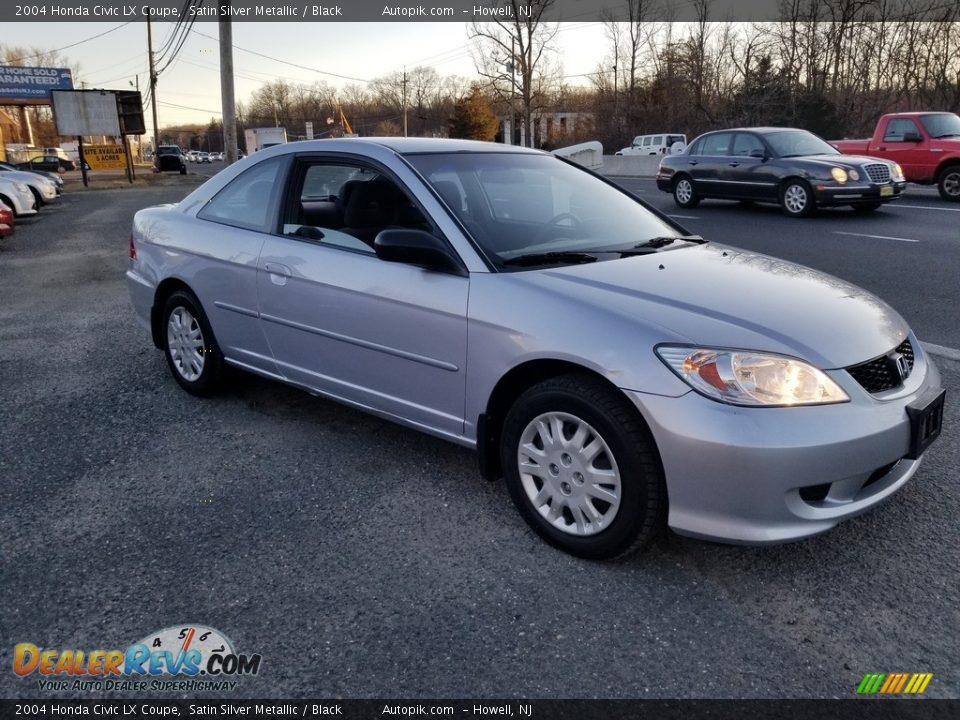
[402,68,408,137]
[219,7,238,165]
[147,16,160,155]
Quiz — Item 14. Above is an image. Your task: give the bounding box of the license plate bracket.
[905,388,945,459]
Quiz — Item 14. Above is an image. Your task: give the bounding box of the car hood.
[518,243,908,369]
[0,169,52,187]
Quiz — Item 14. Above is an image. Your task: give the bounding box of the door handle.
[263,262,292,277]
[728,162,740,167]
[878,146,886,151]
[688,160,699,166]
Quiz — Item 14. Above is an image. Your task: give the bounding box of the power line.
[5,22,135,63]
[192,29,370,83]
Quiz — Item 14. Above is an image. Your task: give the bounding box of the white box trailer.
[244,127,288,153]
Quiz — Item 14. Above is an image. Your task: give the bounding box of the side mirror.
[374,229,466,276]
[749,148,767,159]
[902,131,922,143]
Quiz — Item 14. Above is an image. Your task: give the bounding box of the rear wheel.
[501,374,666,560]
[672,176,700,208]
[780,179,815,217]
[937,165,960,201]
[162,289,225,396]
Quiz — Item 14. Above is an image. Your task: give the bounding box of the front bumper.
[814,179,907,205]
[626,337,942,544]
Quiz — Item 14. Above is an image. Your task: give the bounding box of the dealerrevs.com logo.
[13,625,262,692]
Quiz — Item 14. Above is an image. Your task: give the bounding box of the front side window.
[198,157,283,232]
[282,160,433,254]
[884,118,920,142]
[732,133,766,156]
[642,137,652,147]
[407,152,685,268]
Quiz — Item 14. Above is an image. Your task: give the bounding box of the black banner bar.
[1,700,959,720]
[4,0,958,23]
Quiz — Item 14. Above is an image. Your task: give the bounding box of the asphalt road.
[1,179,958,701]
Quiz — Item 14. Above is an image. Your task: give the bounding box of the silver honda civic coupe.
[127,138,945,559]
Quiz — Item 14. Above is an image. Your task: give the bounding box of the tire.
[29,187,44,208]
[937,165,960,202]
[851,202,881,212]
[161,289,226,396]
[672,175,700,209]
[180,166,187,175]
[780,179,815,217]
[500,374,666,560]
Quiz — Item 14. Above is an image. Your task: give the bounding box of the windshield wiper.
[631,235,705,250]
[501,251,599,267]
[933,133,960,139]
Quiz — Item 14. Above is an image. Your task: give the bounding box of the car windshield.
[406,152,686,268]
[158,147,179,155]
[918,113,960,138]
[765,130,839,158]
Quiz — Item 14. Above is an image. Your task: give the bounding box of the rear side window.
[198,157,283,232]
[700,133,733,156]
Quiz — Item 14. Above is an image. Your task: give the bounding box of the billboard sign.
[84,145,127,170]
[51,90,121,137]
[0,66,73,105]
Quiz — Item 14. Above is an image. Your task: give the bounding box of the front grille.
[864,163,891,184]
[846,338,915,393]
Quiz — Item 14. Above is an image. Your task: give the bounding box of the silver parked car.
[127,138,945,559]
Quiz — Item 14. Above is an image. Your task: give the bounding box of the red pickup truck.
[832,112,960,201]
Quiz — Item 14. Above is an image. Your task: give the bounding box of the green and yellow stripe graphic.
[857,673,933,694]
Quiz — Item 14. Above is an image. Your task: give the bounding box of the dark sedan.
[656,128,907,217]
[16,154,75,173]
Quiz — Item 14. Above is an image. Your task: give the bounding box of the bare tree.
[470,0,560,147]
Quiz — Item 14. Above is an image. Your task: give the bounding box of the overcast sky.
[5,21,611,127]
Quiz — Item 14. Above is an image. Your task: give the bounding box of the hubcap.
[944,172,960,197]
[167,306,205,381]
[517,412,622,537]
[784,184,807,213]
[675,179,692,204]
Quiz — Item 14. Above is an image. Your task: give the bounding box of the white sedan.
[0,177,39,217]
[0,168,58,207]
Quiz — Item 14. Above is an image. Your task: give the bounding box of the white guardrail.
[552,141,663,177]
[551,141,603,169]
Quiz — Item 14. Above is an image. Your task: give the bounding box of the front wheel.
[672,176,700,208]
[162,290,226,396]
[500,375,666,560]
[780,179,815,217]
[938,165,960,201]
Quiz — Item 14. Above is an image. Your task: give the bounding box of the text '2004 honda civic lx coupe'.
[126,138,945,559]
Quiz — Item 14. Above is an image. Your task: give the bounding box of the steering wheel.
[531,213,583,244]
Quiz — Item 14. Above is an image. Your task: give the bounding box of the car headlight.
[830,167,848,184]
[892,163,905,180]
[14,182,28,192]
[656,346,850,407]
[848,168,860,181]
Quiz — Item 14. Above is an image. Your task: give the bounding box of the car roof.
[289,137,546,156]
[700,127,808,135]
